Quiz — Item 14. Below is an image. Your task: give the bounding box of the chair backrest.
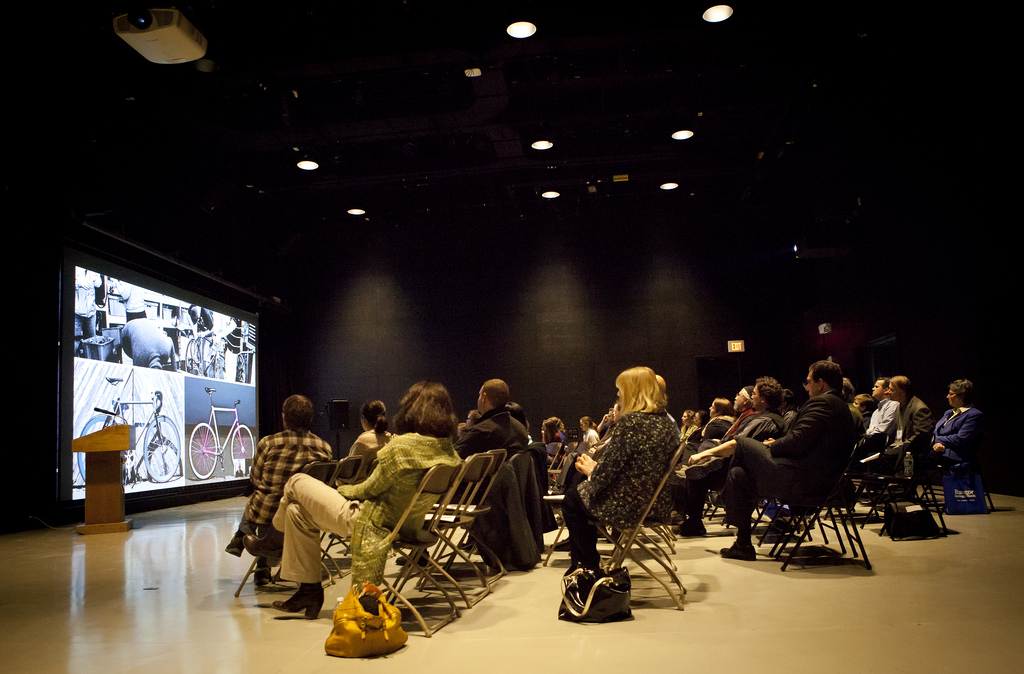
[385,462,466,546]
[301,459,342,487]
[442,452,494,518]
[605,442,688,569]
[551,443,586,493]
[474,448,506,506]
[335,454,364,486]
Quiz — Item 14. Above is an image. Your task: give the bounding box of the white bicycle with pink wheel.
[188,387,254,479]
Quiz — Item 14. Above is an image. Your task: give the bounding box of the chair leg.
[384,548,462,637]
[836,506,872,570]
[320,532,349,580]
[428,528,489,608]
[544,520,567,566]
[234,558,259,598]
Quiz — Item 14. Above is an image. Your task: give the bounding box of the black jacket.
[455,408,528,460]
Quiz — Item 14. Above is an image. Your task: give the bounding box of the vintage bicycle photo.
[182,377,256,482]
[72,359,186,497]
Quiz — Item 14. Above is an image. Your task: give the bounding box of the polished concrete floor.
[4,494,1023,674]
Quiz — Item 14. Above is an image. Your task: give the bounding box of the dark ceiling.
[42,3,974,303]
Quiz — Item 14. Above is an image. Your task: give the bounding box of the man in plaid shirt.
[225,394,331,583]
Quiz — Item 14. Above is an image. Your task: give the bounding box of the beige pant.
[274,473,361,584]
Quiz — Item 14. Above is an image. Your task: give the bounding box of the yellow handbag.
[325,583,408,658]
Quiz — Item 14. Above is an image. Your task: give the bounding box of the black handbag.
[558,567,633,623]
[883,501,941,540]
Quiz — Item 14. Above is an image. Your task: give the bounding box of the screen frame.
[58,247,259,504]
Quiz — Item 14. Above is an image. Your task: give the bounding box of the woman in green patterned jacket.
[264,381,462,619]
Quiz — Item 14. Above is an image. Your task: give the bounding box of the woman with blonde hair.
[561,366,679,573]
[679,410,700,443]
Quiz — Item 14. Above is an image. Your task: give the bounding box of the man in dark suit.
[877,375,934,473]
[890,375,934,449]
[455,379,528,459]
[717,360,856,561]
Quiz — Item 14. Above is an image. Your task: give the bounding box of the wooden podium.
[73,424,134,535]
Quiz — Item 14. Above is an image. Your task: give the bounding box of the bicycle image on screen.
[188,387,254,480]
[76,371,182,486]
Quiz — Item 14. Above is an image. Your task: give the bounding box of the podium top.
[72,424,132,453]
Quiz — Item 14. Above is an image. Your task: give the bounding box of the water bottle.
[903,452,914,478]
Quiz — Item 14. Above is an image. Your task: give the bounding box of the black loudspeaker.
[329,399,349,431]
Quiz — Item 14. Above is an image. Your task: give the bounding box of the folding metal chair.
[760,450,872,571]
[464,449,511,583]
[320,454,366,574]
[380,462,466,637]
[234,459,342,597]
[597,443,688,610]
[542,494,567,566]
[761,485,872,571]
[425,452,498,607]
[852,468,948,536]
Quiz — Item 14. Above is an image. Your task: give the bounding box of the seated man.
[455,379,528,459]
[876,375,934,474]
[717,361,856,561]
[224,394,332,585]
[927,379,983,468]
[675,377,786,536]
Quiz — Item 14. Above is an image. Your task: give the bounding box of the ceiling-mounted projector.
[113,8,207,64]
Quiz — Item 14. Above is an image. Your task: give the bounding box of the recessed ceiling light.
[660,182,679,190]
[531,140,553,150]
[671,130,694,140]
[541,191,560,199]
[703,5,733,22]
[347,208,365,215]
[507,21,537,38]
[296,160,319,170]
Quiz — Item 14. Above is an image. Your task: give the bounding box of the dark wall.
[278,202,1007,495]
[289,220,755,450]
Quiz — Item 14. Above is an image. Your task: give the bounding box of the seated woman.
[349,399,392,481]
[559,366,678,573]
[676,379,785,536]
[678,409,700,443]
[246,381,462,619]
[671,397,734,535]
[542,417,564,457]
[579,416,600,446]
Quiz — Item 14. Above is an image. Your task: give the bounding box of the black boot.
[272,582,324,619]
[225,531,245,557]
[253,558,272,586]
